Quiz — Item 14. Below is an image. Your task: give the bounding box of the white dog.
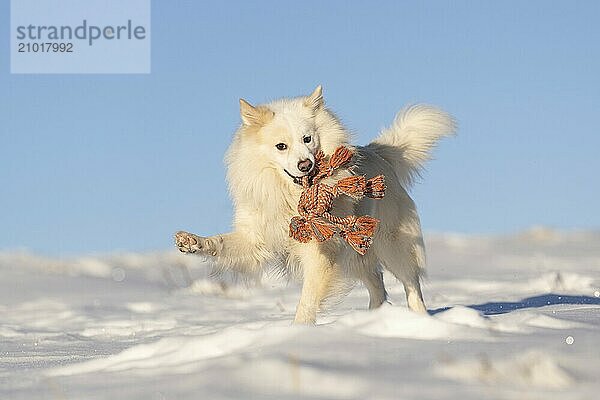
[175,86,455,323]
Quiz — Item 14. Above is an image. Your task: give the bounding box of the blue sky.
[1,1,599,255]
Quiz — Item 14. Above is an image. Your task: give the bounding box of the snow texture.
[1,227,599,399]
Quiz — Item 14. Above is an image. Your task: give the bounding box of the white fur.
[175,87,455,324]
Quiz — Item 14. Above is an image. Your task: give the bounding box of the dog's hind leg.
[362,269,387,309]
[293,244,341,324]
[402,275,427,314]
[345,251,387,309]
[373,236,427,314]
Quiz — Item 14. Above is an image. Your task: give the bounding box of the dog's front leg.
[174,231,265,275]
[175,231,224,256]
[293,244,340,324]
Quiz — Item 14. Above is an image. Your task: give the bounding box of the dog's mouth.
[284,169,306,185]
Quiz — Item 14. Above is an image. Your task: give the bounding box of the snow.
[1,227,599,399]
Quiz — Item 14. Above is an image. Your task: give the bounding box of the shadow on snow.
[429,293,600,316]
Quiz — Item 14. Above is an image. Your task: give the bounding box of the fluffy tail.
[367,104,456,188]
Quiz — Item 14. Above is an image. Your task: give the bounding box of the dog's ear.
[239,99,274,127]
[239,98,260,126]
[304,85,324,112]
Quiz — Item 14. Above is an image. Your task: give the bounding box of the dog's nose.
[297,159,313,173]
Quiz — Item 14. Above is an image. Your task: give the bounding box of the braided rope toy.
[289,146,386,255]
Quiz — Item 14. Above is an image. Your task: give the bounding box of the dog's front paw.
[174,231,222,256]
[174,231,204,254]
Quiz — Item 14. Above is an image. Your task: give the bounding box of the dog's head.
[237,86,326,183]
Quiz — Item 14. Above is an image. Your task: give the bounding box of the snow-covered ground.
[1,227,599,399]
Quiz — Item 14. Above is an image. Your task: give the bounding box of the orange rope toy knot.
[288,146,386,255]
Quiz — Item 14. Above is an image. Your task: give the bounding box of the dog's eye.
[303,136,312,144]
[275,143,288,151]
